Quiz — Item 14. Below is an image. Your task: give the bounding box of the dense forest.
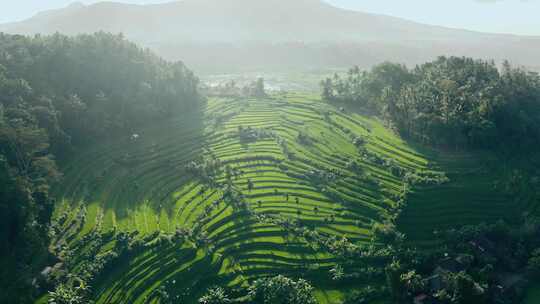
[0,32,201,302]
[321,57,540,151]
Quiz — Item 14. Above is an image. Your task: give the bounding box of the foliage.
[342,286,388,304]
[322,57,540,152]
[237,125,275,143]
[199,287,231,304]
[243,78,266,98]
[388,218,540,304]
[247,275,317,304]
[404,170,449,186]
[0,32,201,303]
[47,281,86,304]
[204,78,266,98]
[0,32,201,149]
[528,248,540,277]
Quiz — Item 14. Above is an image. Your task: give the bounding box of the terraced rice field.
[396,150,531,247]
[51,93,518,303]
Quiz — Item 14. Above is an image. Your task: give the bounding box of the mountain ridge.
[2,0,538,73]
[2,0,521,41]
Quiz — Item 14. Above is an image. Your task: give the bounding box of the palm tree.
[247,179,254,192]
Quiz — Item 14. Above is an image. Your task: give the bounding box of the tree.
[247,179,254,192]
[243,78,266,98]
[48,283,84,304]
[321,57,540,151]
[199,287,231,304]
[254,78,266,97]
[248,275,316,304]
[320,78,334,101]
[330,264,344,281]
[451,272,486,304]
[527,248,540,277]
[0,31,203,304]
[385,260,405,303]
[400,270,424,295]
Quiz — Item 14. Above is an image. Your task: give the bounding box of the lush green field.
[50,93,434,303]
[49,93,526,303]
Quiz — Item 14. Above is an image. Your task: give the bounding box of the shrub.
[247,275,316,304]
[199,287,231,304]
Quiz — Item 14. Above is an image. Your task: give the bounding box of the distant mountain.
[2,0,539,73]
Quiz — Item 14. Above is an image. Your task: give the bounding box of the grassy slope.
[396,149,534,248]
[50,93,428,303]
[48,93,527,304]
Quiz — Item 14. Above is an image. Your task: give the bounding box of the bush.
[199,287,231,304]
[247,275,316,304]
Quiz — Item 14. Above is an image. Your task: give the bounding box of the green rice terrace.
[46,93,528,304]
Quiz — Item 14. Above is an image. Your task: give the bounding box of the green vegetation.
[0,32,200,303]
[2,31,540,304]
[247,275,317,304]
[387,218,540,304]
[38,92,439,303]
[322,57,540,151]
[319,57,540,303]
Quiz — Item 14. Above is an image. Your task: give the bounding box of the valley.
[44,93,526,303]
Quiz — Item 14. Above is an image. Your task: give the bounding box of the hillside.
[2,0,539,73]
[1,2,540,302]
[36,92,533,303]
[48,93,422,303]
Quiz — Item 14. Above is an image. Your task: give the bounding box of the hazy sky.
[1,0,539,36]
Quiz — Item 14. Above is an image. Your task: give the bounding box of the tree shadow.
[56,104,206,223]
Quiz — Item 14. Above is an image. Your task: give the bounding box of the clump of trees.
[404,170,449,186]
[199,287,231,304]
[0,32,201,149]
[237,125,275,143]
[322,57,540,152]
[296,131,315,146]
[247,275,317,304]
[0,32,202,303]
[185,156,222,185]
[197,275,316,304]
[306,168,337,185]
[385,218,540,304]
[342,285,388,304]
[243,78,266,98]
[205,78,266,98]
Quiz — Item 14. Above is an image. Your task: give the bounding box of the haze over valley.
[2,0,539,74]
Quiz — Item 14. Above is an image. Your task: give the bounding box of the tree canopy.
[247,275,317,304]
[321,57,540,152]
